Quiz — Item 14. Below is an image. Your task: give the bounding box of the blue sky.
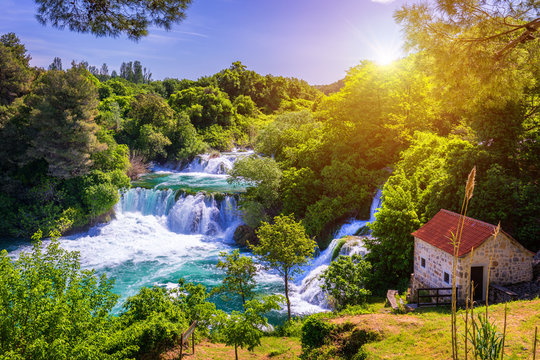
[1,0,406,84]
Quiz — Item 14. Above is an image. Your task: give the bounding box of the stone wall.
[459,233,533,286]
[413,238,454,289]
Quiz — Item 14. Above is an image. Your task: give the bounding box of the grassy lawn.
[330,299,540,360]
[159,299,539,360]
[160,336,301,360]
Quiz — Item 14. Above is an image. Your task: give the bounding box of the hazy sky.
[1,0,407,84]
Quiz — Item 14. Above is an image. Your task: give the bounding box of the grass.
[328,299,539,360]
[160,336,301,360]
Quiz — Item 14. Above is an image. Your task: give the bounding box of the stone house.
[410,209,534,303]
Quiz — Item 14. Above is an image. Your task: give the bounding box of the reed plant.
[451,167,476,359]
[449,168,540,360]
[450,168,509,360]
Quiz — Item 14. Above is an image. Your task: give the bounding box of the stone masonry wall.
[414,238,454,289]
[459,233,533,286]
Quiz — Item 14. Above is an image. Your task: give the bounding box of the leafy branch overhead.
[34,0,192,40]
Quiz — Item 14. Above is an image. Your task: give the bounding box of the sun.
[373,46,401,66]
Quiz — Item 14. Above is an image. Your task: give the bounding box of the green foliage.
[365,132,480,291]
[216,249,258,307]
[255,110,322,162]
[301,315,333,350]
[0,33,33,106]
[201,124,234,151]
[252,214,316,320]
[320,255,372,310]
[228,155,283,227]
[167,113,208,160]
[25,68,103,178]
[169,86,233,129]
[395,0,539,111]
[33,0,192,40]
[0,227,119,359]
[219,295,283,359]
[331,238,347,261]
[273,318,303,338]
[467,314,504,360]
[111,286,188,358]
[281,167,323,219]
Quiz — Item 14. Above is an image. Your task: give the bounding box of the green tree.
[169,86,234,129]
[25,68,104,178]
[228,155,283,227]
[395,0,539,111]
[320,254,372,310]
[216,249,258,308]
[33,0,192,40]
[220,296,282,360]
[0,226,118,359]
[0,33,33,106]
[48,56,63,71]
[252,214,316,320]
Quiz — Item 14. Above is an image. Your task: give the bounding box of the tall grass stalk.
[465,246,475,360]
[452,167,476,359]
[471,281,477,360]
[500,304,507,360]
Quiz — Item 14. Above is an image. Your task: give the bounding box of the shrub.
[301,315,333,350]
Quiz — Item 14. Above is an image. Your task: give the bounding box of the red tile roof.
[411,209,497,257]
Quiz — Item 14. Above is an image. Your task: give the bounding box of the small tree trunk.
[235,343,238,360]
[284,272,291,321]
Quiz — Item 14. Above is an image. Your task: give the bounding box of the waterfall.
[333,189,382,239]
[295,188,383,309]
[172,151,254,174]
[118,188,176,216]
[119,188,241,240]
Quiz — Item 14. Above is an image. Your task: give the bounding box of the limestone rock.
[233,225,258,247]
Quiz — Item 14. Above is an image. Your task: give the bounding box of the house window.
[444,272,450,284]
[421,257,426,268]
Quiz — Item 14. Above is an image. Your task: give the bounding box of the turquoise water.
[133,172,247,194]
[4,153,379,322]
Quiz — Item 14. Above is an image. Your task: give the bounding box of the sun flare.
[373,46,400,65]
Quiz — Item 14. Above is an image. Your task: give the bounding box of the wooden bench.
[387,289,399,310]
[179,320,197,359]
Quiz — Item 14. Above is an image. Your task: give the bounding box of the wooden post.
[533,326,537,360]
[192,330,195,354]
[179,334,184,359]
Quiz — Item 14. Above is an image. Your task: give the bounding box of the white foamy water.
[295,188,383,309]
[6,149,382,317]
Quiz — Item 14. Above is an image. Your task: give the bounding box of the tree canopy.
[252,214,316,321]
[33,0,192,40]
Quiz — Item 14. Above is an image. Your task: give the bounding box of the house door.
[470,266,484,301]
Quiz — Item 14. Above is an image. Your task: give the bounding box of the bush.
[301,315,333,350]
[0,228,118,359]
[320,255,372,310]
[274,318,303,338]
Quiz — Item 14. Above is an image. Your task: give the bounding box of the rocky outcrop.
[233,225,258,247]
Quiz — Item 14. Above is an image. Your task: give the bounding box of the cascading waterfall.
[295,188,383,309]
[7,148,383,317]
[118,188,241,240]
[119,188,177,216]
[333,189,382,239]
[159,150,254,174]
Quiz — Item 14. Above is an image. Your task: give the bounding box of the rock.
[233,225,258,247]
